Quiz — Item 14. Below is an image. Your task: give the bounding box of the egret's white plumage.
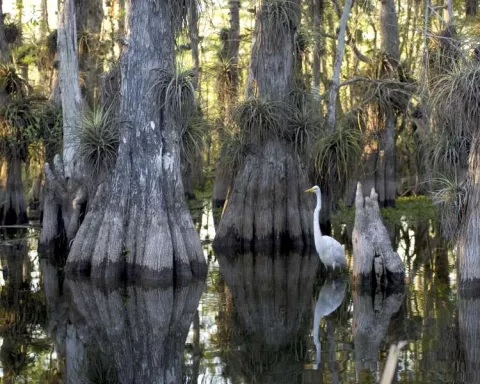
[305,185,347,271]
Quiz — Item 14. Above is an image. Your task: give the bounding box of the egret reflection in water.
[312,278,347,370]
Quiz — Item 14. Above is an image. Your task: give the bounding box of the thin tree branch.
[328,0,354,130]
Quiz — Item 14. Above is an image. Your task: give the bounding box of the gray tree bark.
[311,0,324,99]
[214,0,313,251]
[215,139,313,250]
[66,0,207,284]
[59,0,83,179]
[352,183,405,289]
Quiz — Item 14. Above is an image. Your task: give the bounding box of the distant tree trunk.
[214,0,314,251]
[182,1,203,198]
[0,0,9,63]
[116,0,126,53]
[466,0,478,16]
[311,0,324,99]
[66,0,207,284]
[212,0,241,211]
[445,0,454,23]
[352,183,405,288]
[40,0,49,38]
[378,0,400,207]
[75,0,104,106]
[188,3,200,89]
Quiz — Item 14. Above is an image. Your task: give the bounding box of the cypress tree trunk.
[40,0,49,38]
[40,0,85,251]
[59,0,83,179]
[116,0,126,53]
[181,2,204,197]
[75,0,104,106]
[311,0,324,99]
[0,0,8,63]
[466,0,478,16]
[214,0,313,251]
[66,0,207,284]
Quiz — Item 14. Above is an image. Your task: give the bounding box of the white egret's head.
[304,185,320,193]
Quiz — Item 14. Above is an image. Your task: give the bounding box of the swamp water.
[0,202,474,383]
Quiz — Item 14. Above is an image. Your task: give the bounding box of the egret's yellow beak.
[304,187,315,193]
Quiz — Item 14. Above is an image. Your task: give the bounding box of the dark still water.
[0,207,475,383]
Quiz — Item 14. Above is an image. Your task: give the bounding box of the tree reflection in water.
[215,251,319,383]
[0,216,469,383]
[353,285,405,379]
[41,267,205,384]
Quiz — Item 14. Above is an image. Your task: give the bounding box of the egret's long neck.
[314,189,322,237]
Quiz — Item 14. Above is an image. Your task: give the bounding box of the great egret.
[305,185,347,271]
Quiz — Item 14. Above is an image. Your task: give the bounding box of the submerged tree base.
[66,181,208,285]
[213,138,313,252]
